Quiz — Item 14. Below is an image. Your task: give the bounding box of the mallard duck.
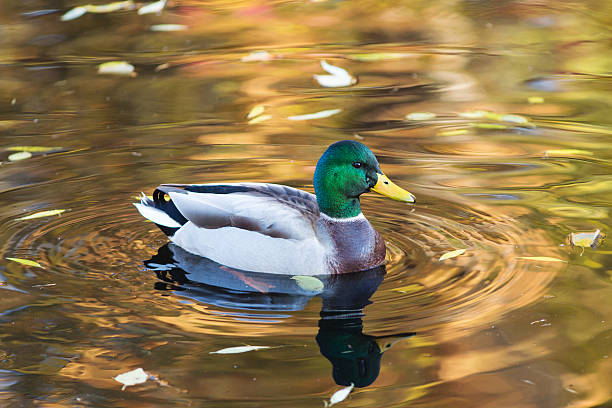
[135,140,415,275]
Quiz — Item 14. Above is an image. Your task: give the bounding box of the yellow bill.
[371,173,415,203]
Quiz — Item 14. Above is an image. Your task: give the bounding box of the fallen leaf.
[405,112,436,121]
[61,6,88,21]
[288,108,342,121]
[499,114,529,124]
[209,345,272,354]
[528,96,544,104]
[6,146,62,152]
[458,110,489,119]
[291,276,324,292]
[570,229,605,253]
[6,258,43,268]
[517,256,567,263]
[325,383,354,407]
[150,24,187,31]
[439,249,466,261]
[138,0,166,15]
[8,151,32,162]
[391,284,422,294]
[247,114,272,125]
[349,52,405,61]
[114,368,148,391]
[314,60,356,88]
[16,209,66,220]
[98,61,136,76]
[543,149,593,157]
[437,129,469,136]
[247,105,266,119]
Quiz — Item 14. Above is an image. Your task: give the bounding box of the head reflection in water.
[146,243,416,388]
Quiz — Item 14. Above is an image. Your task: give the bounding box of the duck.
[134,140,415,275]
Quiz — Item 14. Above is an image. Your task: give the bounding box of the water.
[1,1,611,406]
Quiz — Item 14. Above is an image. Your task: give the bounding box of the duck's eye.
[352,162,362,169]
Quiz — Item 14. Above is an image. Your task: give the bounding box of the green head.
[313,141,415,218]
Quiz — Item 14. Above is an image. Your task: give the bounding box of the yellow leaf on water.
[16,209,66,220]
[86,1,133,13]
[6,146,62,152]
[405,112,436,121]
[8,151,32,161]
[543,149,593,157]
[247,114,272,125]
[291,276,324,292]
[528,96,544,104]
[439,249,466,261]
[98,61,136,76]
[247,105,265,119]
[392,284,422,294]
[349,52,406,61]
[6,258,43,268]
[517,256,567,263]
[437,129,469,136]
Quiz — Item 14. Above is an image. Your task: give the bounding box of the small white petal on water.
[247,105,265,119]
[150,24,187,32]
[570,229,605,251]
[287,108,341,121]
[242,51,273,62]
[16,209,66,220]
[325,383,354,407]
[61,6,88,21]
[8,151,32,162]
[98,61,135,76]
[439,249,466,261]
[314,60,355,88]
[114,368,148,390]
[138,0,166,15]
[6,258,43,268]
[291,276,324,292]
[209,346,272,354]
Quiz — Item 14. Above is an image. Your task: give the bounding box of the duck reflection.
[146,243,415,388]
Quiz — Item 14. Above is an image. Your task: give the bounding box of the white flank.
[325,383,354,406]
[133,203,181,228]
[287,108,342,121]
[314,60,355,88]
[210,345,272,354]
[114,368,148,391]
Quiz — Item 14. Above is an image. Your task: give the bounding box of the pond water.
[1,1,611,407]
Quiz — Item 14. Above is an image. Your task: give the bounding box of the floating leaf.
[8,151,32,162]
[150,24,187,32]
[469,123,508,130]
[288,108,342,121]
[439,249,466,261]
[291,276,324,292]
[499,114,529,124]
[6,146,62,152]
[138,0,166,15]
[247,114,272,125]
[247,105,266,119]
[570,229,605,252]
[528,96,544,104]
[16,209,66,220]
[87,1,133,13]
[437,129,469,136]
[349,52,405,61]
[517,256,567,263]
[314,60,356,88]
[325,383,354,407]
[114,368,148,391]
[458,110,489,119]
[241,51,273,62]
[61,6,88,21]
[98,61,136,76]
[6,258,43,268]
[543,149,593,157]
[209,345,272,354]
[405,112,436,121]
